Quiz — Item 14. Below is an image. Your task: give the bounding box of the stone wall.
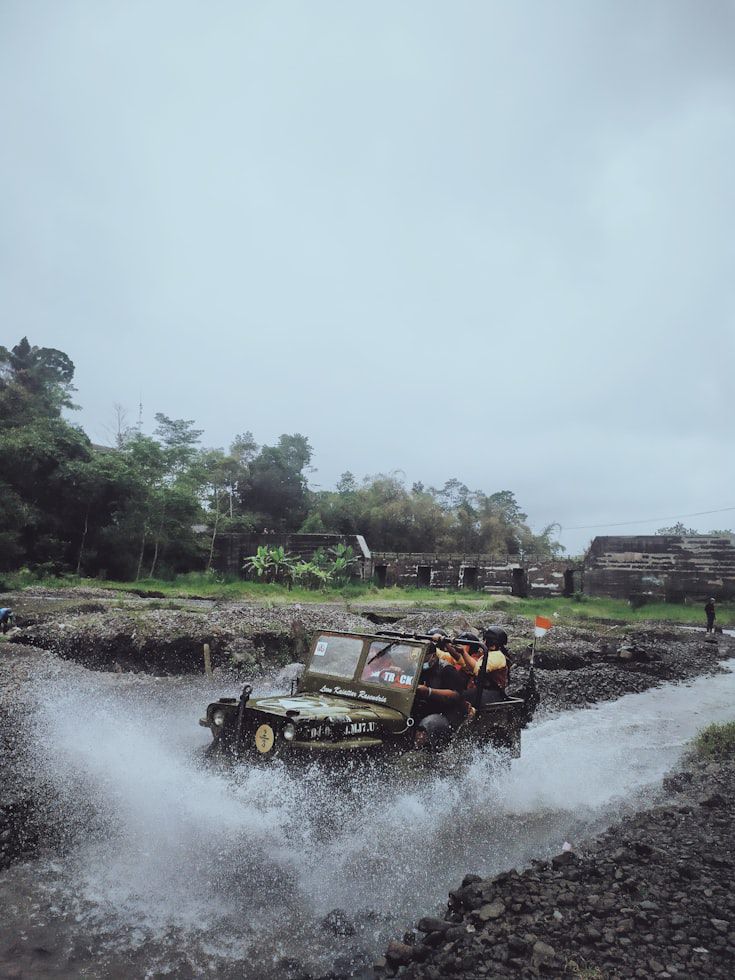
[369,553,579,597]
[584,534,735,601]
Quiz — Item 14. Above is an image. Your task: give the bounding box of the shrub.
[694,722,735,761]
[292,561,331,590]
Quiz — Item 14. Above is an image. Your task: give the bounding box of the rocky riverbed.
[0,589,733,979]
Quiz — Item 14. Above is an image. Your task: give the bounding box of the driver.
[414,640,468,728]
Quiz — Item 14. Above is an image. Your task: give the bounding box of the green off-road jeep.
[200,630,538,763]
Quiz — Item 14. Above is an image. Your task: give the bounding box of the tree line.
[0,338,564,580]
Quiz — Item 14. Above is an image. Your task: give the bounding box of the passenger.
[415,640,467,728]
[429,627,467,675]
[455,631,486,680]
[452,626,510,706]
[431,629,478,680]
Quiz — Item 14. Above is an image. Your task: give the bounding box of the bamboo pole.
[203,643,213,678]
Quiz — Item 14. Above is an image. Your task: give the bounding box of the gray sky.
[2,1,734,555]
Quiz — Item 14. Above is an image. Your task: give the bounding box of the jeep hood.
[250,693,406,731]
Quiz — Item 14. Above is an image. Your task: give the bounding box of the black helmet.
[456,630,480,643]
[428,626,448,637]
[482,625,508,649]
[416,713,452,752]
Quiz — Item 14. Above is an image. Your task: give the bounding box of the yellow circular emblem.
[255,724,275,754]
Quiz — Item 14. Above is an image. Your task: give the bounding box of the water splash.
[17,658,735,976]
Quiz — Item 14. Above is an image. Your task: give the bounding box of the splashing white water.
[20,658,735,976]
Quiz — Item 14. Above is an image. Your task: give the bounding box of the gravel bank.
[5,590,377,673]
[376,753,735,979]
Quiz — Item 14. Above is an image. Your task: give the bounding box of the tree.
[656,523,733,537]
[154,414,203,474]
[336,471,357,495]
[199,448,233,570]
[0,337,76,422]
[244,434,313,530]
[0,415,94,570]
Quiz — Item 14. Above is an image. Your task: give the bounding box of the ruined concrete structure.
[584,535,735,602]
[212,533,576,595]
[366,553,580,597]
[211,530,735,602]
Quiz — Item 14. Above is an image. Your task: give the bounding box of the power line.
[562,506,735,532]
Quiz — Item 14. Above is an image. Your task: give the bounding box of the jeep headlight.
[212,709,226,727]
[282,723,296,741]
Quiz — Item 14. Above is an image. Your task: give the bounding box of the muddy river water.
[2,658,735,979]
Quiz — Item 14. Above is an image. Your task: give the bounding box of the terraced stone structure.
[585,535,735,602]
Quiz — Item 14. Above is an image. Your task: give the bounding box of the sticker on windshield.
[365,668,415,687]
[314,640,328,657]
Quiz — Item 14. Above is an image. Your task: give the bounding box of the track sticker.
[314,640,328,656]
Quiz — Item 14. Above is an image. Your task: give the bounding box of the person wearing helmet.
[430,627,472,676]
[451,625,510,705]
[704,597,716,634]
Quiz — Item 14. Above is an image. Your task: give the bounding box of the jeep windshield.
[301,632,426,714]
[308,634,364,679]
[360,641,421,690]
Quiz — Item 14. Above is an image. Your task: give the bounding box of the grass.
[526,595,734,627]
[1,569,732,627]
[693,722,735,761]
[565,962,605,980]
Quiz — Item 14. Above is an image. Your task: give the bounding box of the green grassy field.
[2,569,732,628]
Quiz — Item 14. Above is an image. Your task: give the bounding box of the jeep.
[200,630,537,762]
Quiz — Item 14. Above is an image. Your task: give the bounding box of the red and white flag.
[534,615,553,638]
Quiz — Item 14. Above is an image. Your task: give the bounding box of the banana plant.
[243,545,295,584]
[328,543,359,585]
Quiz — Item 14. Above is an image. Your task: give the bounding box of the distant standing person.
[704,597,716,634]
[0,608,13,634]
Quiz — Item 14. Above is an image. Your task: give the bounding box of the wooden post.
[203,643,213,678]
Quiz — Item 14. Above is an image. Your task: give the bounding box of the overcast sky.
[2,1,734,555]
